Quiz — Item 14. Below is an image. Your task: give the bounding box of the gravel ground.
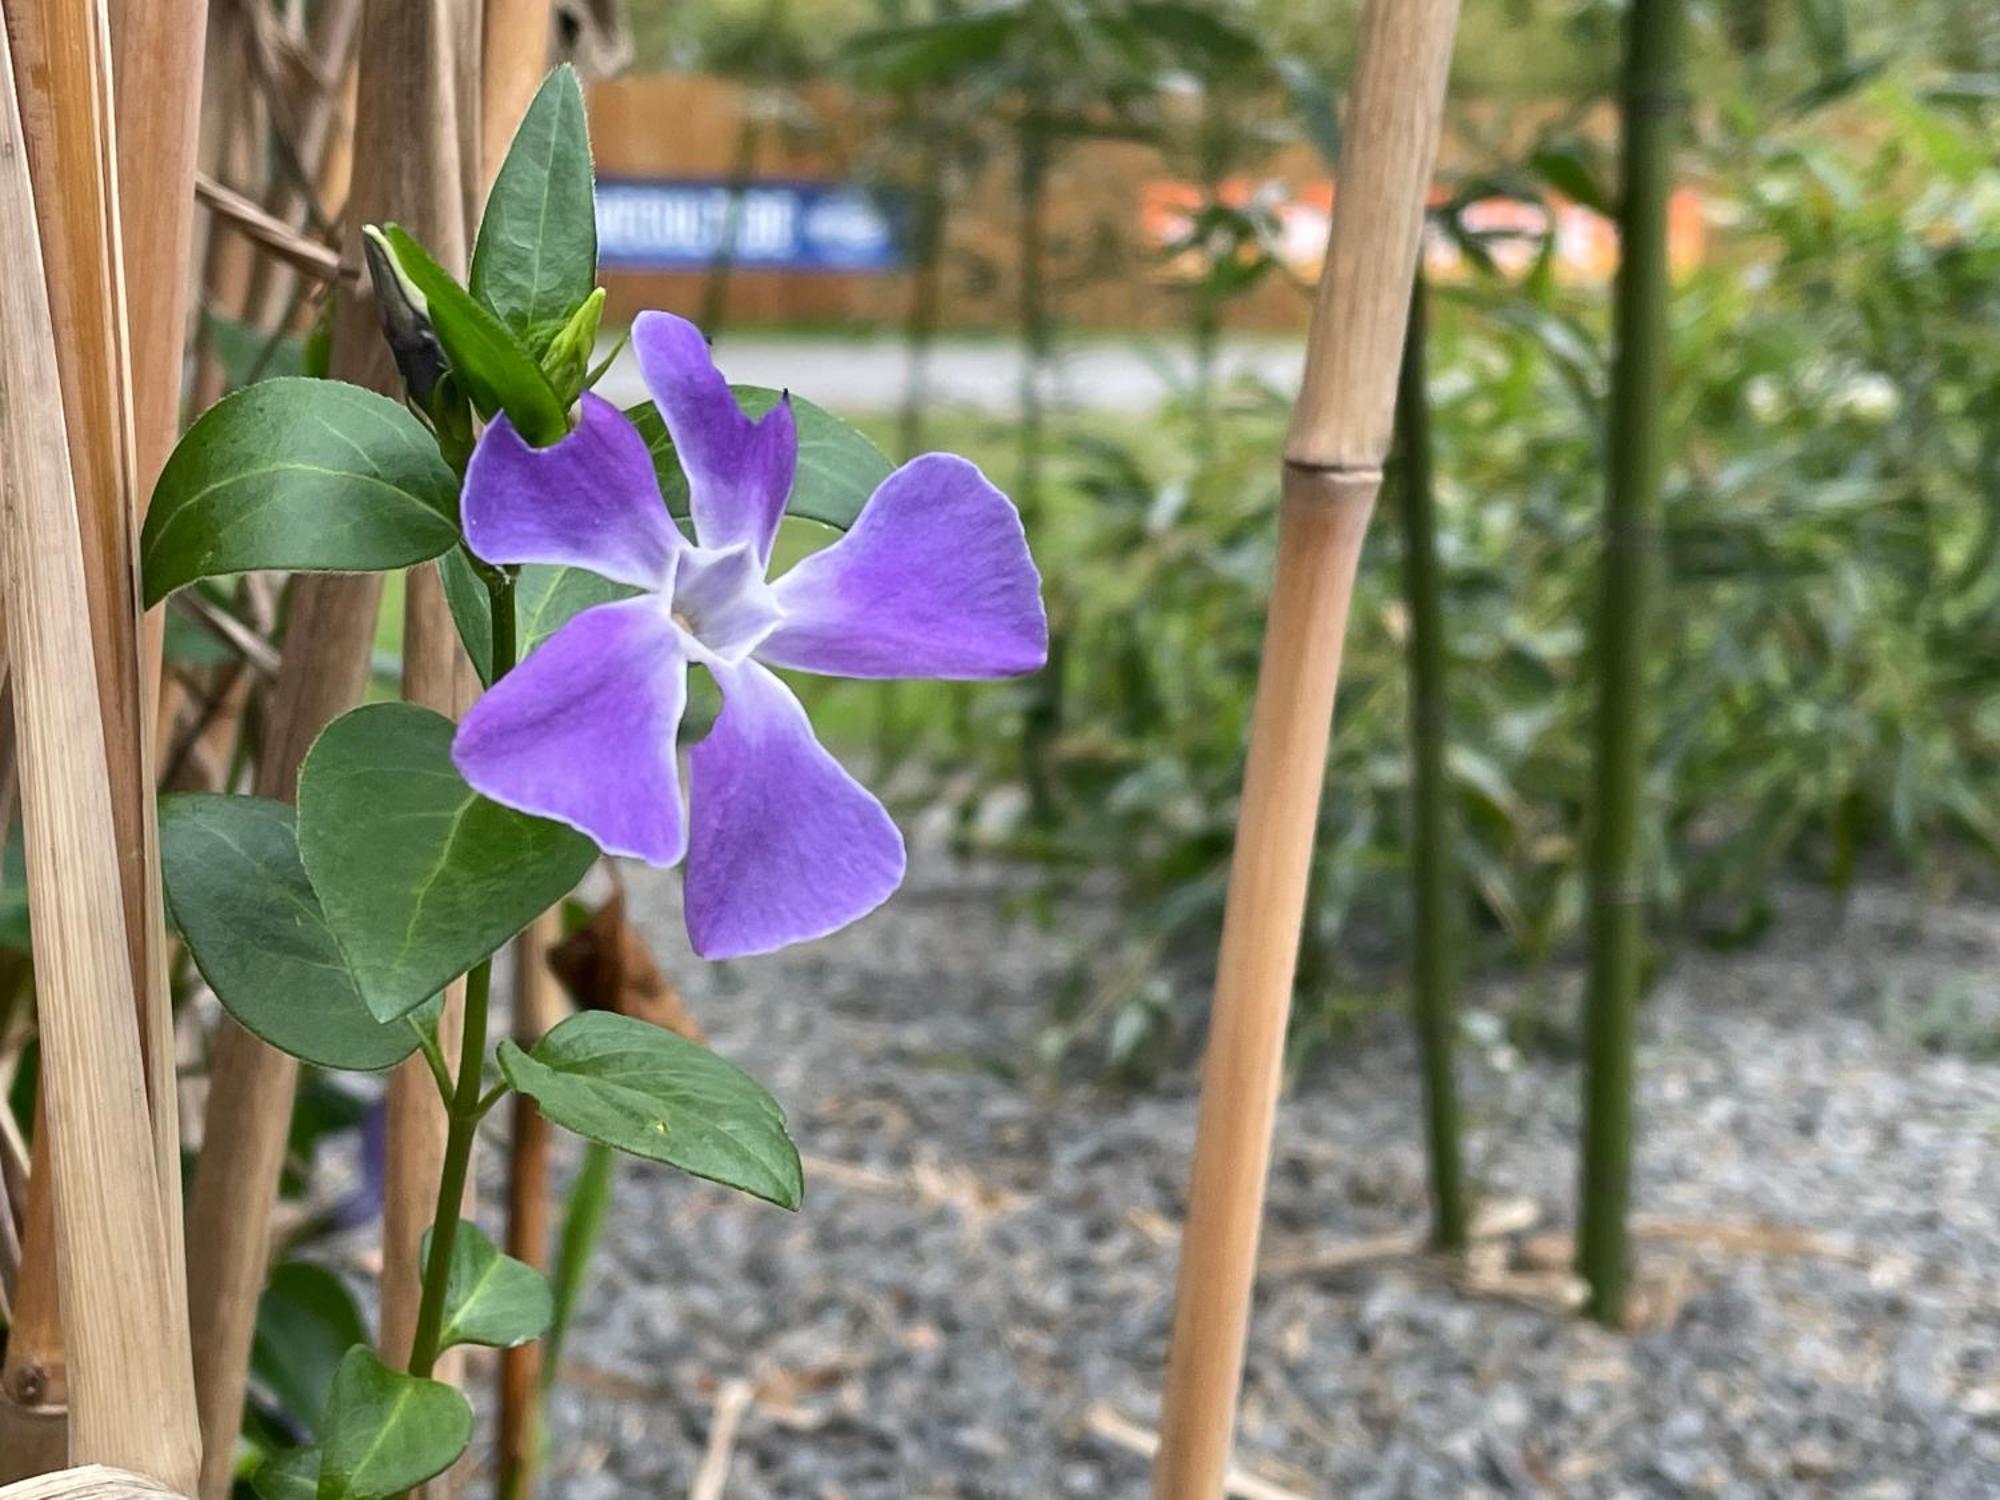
[531,857,2000,1498]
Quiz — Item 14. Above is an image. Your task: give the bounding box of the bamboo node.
[1280,459,1383,508]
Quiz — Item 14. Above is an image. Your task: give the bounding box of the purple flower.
[450,312,1047,959]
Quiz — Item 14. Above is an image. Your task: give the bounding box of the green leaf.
[422,1222,553,1353]
[141,378,461,606]
[1529,144,1612,218]
[158,794,425,1071]
[252,1263,369,1436]
[297,704,597,1022]
[377,223,569,446]
[205,311,306,389]
[252,1447,321,1500]
[544,1141,614,1386]
[630,387,892,533]
[316,1346,472,1500]
[498,1012,803,1209]
[471,65,597,344]
[441,548,639,687]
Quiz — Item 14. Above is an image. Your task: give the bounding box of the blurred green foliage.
[802,68,2000,1070]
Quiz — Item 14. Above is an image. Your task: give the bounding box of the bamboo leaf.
[498,1012,804,1210]
[141,379,460,605]
[296,704,597,1022]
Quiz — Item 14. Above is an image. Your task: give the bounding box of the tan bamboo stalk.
[0,17,199,1487]
[369,3,474,1414]
[480,0,551,182]
[477,10,556,1491]
[114,0,211,601]
[1150,3,1461,1495]
[189,1,265,414]
[497,910,562,1499]
[2,2,188,1474]
[244,0,360,333]
[184,575,383,1500]
[182,4,470,1490]
[0,1128,65,1482]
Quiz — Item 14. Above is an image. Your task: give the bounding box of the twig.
[167,594,281,679]
[688,1379,756,1500]
[193,173,354,286]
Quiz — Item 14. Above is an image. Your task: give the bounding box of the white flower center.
[664,542,783,667]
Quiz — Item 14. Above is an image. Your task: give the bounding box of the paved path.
[596,333,1307,416]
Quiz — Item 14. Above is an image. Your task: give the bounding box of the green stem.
[1393,269,1469,1252]
[1577,0,1685,1327]
[405,571,518,1378]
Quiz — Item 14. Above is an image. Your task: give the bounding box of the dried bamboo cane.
[1150,3,1461,1495]
[189,1,265,413]
[497,911,562,1500]
[370,0,475,1399]
[0,0,188,1476]
[0,1127,64,1481]
[476,9,558,1492]
[0,14,199,1487]
[182,4,472,1491]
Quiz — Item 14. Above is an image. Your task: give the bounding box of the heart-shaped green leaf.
[630,386,893,534]
[252,1263,369,1437]
[159,794,425,1071]
[316,1345,472,1500]
[420,1221,553,1353]
[141,378,460,605]
[498,1012,803,1210]
[439,549,640,687]
[297,704,597,1022]
[471,65,597,346]
[251,1446,320,1500]
[378,223,569,446]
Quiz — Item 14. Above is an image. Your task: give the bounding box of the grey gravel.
[526,860,2000,1498]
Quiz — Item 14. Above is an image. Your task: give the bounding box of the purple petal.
[683,660,904,959]
[759,454,1048,680]
[463,393,683,590]
[632,311,797,561]
[453,596,689,864]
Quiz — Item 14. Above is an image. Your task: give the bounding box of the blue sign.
[595,179,907,273]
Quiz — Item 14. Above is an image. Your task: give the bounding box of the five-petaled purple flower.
[451,312,1047,959]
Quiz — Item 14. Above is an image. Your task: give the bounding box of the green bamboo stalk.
[1392,268,1468,1252]
[1575,0,1687,1327]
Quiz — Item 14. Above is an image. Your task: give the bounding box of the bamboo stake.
[1391,269,1468,1251]
[183,4,471,1489]
[497,911,562,1500]
[1150,4,1461,1495]
[2,0,188,1472]
[189,0,265,414]
[480,0,550,186]
[0,1128,65,1483]
[476,12,557,1492]
[115,0,211,554]
[0,16,199,1486]
[369,6,473,1422]
[1575,0,1687,1329]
